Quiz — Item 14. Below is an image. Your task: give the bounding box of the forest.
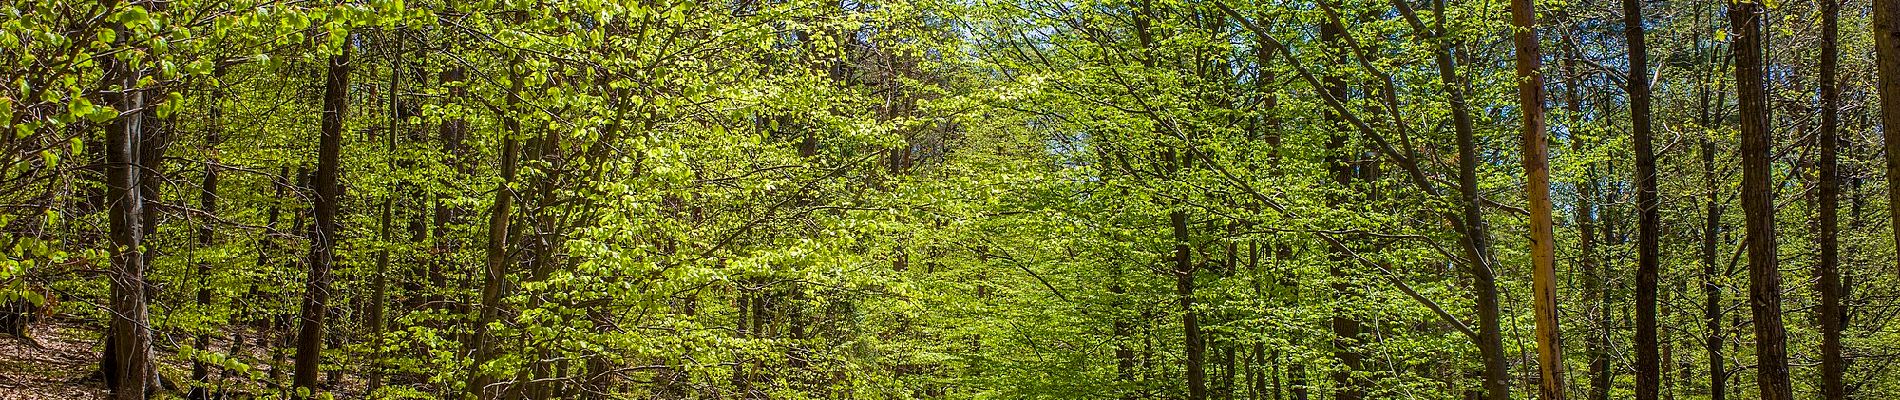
[1,0,1899,398]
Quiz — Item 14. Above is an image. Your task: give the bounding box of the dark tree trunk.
[1816,0,1847,396]
[1701,137,1725,400]
[189,65,227,400]
[432,66,467,318]
[1875,0,1900,276]
[1172,148,1207,400]
[1697,16,1729,400]
[1728,2,1795,399]
[1427,4,1509,397]
[1316,18,1362,400]
[293,49,351,399]
[1623,0,1662,396]
[1112,266,1136,400]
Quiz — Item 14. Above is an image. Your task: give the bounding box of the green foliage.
[0,0,1897,398]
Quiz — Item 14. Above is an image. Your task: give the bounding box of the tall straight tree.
[1816,0,1847,395]
[1508,0,1566,397]
[1696,16,1731,399]
[1560,29,1610,400]
[1876,0,1900,270]
[1440,10,1512,400]
[1623,0,1663,396]
[292,44,351,399]
[1700,82,1728,400]
[1727,1,1795,398]
[366,30,404,396]
[1318,16,1362,400]
[189,64,227,400]
[100,3,154,396]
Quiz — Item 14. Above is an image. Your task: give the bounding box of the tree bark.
[1817,0,1847,396]
[293,48,351,399]
[1622,0,1662,397]
[1701,138,1725,400]
[1428,5,1510,398]
[468,57,524,400]
[189,64,227,400]
[100,5,154,396]
[1875,0,1900,276]
[1728,2,1795,399]
[1697,17,1729,400]
[1172,148,1207,400]
[1507,0,1566,397]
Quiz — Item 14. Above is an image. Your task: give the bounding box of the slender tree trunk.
[1621,0,1662,397]
[1701,138,1725,400]
[1698,22,1729,400]
[1429,9,1510,399]
[1874,0,1900,274]
[189,65,227,400]
[1316,19,1362,400]
[1172,148,1207,400]
[1508,0,1566,397]
[1561,30,1610,400]
[101,7,154,396]
[1728,2,1794,399]
[468,58,524,400]
[432,66,467,315]
[367,32,403,397]
[1816,0,1847,396]
[273,166,309,385]
[293,48,351,400]
[1112,266,1136,400]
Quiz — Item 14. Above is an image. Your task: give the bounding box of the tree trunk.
[1816,0,1847,396]
[1728,2,1794,399]
[1316,18,1362,400]
[1621,0,1662,397]
[1426,6,1510,398]
[367,32,403,397]
[293,48,351,399]
[189,64,227,400]
[1697,17,1729,400]
[1508,0,1566,397]
[101,8,154,396]
[1172,148,1207,400]
[1112,265,1135,400]
[468,57,524,400]
[1875,0,1900,276]
[1558,26,1611,400]
[1701,137,1725,400]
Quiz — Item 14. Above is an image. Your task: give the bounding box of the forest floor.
[0,317,374,399]
[0,320,108,399]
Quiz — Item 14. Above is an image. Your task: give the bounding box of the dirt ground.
[0,321,108,399]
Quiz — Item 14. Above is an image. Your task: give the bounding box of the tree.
[1817,0,1846,395]
[1728,0,1794,398]
[100,3,155,396]
[1623,0,1662,395]
[6,1,1900,399]
[467,56,523,400]
[1877,0,1900,273]
[292,43,351,400]
[1508,0,1567,397]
